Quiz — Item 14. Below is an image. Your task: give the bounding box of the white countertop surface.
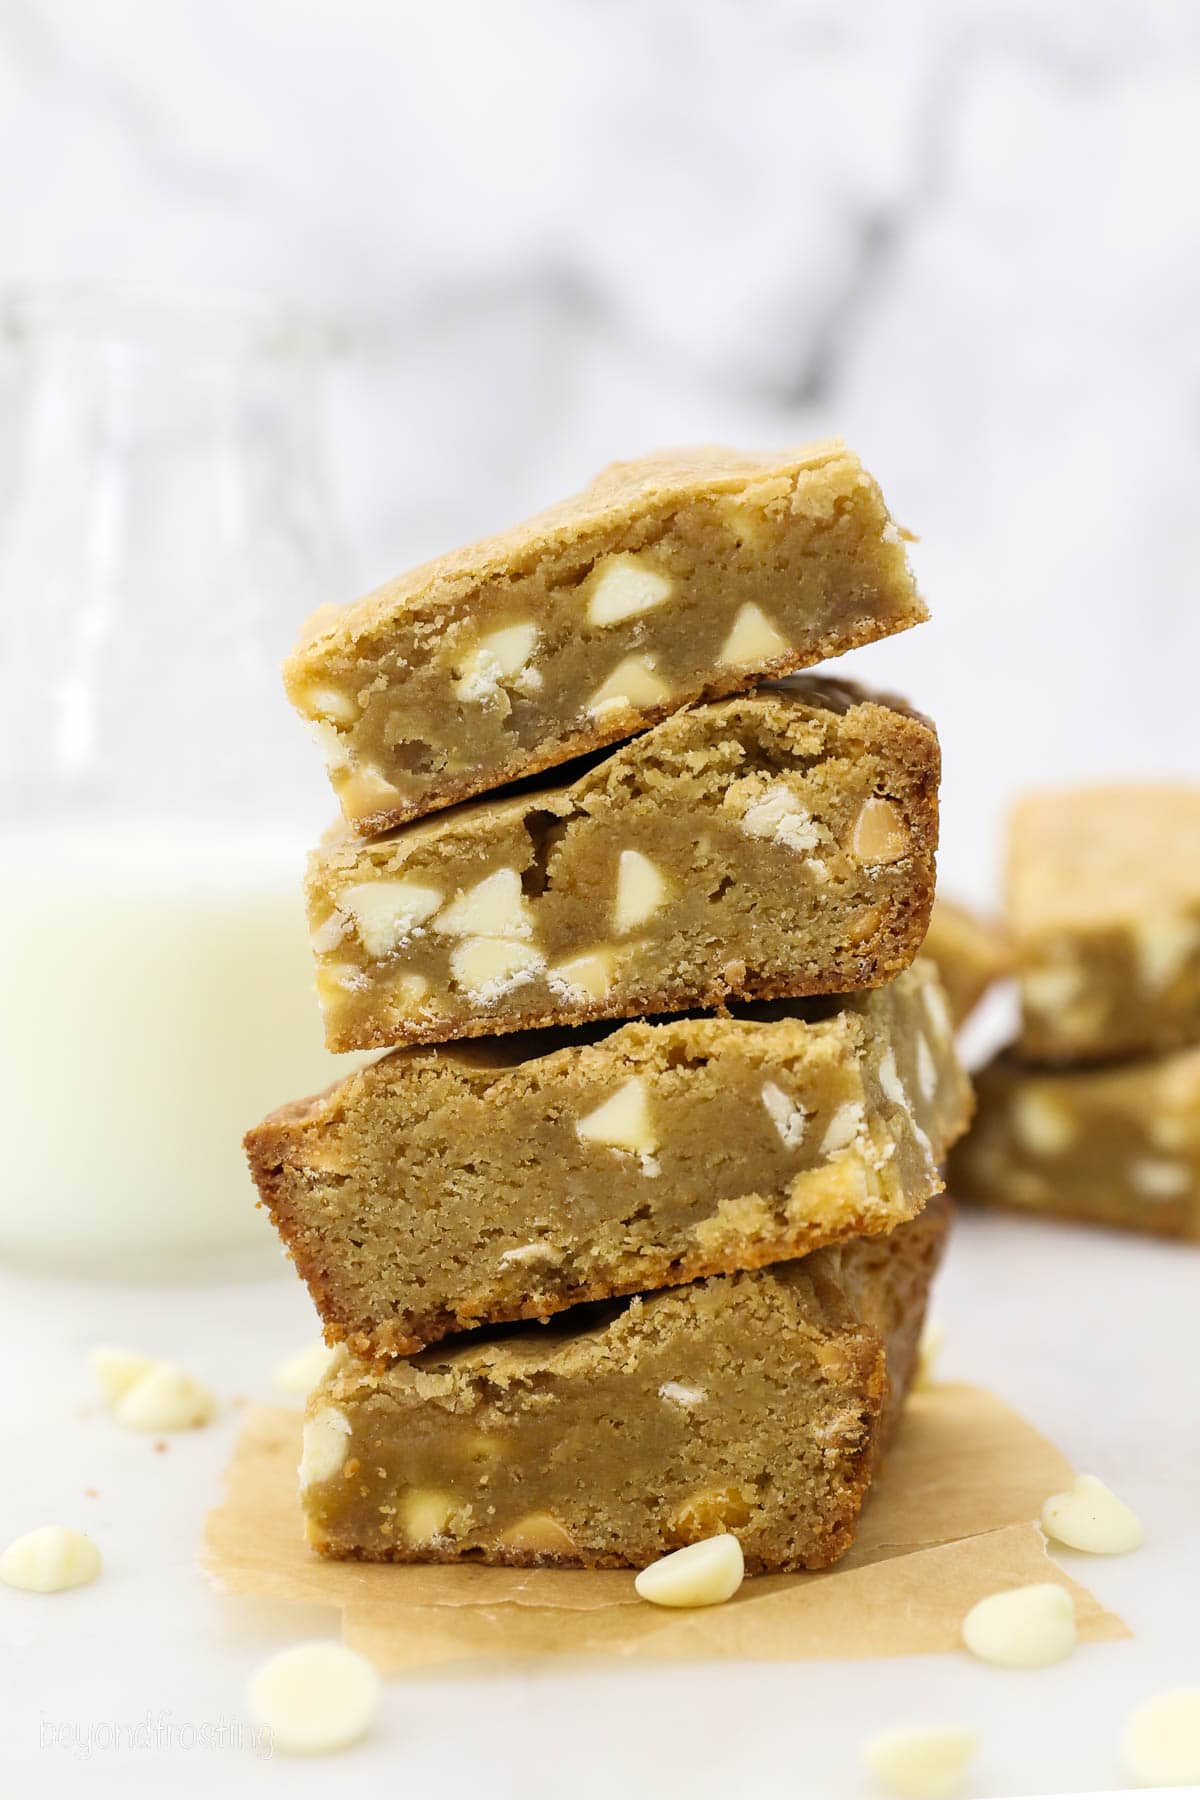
[3,1204,1197,1799]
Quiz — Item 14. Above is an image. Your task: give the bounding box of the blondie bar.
[949,1045,1200,1241]
[308,679,939,1052]
[247,962,969,1357]
[921,896,1012,1029]
[1010,786,1200,1062]
[299,1201,950,1572]
[286,443,924,834]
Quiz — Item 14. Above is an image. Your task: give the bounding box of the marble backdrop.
[1,0,1198,894]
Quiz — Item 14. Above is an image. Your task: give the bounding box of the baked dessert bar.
[246,962,970,1357]
[286,442,924,835]
[1010,786,1200,1062]
[307,678,940,1052]
[949,1044,1200,1241]
[298,1200,950,1572]
[921,895,1011,1029]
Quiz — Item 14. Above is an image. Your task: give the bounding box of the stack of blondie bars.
[246,443,973,1575]
[951,788,1200,1241]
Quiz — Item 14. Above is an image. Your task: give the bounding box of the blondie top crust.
[286,442,924,835]
[307,678,940,1053]
[246,962,969,1358]
[949,1043,1200,1242]
[299,1200,949,1573]
[921,896,1012,1030]
[1010,786,1200,1063]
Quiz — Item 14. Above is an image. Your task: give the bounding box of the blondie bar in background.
[952,785,1200,1242]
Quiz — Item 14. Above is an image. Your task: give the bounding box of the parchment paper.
[203,1382,1128,1672]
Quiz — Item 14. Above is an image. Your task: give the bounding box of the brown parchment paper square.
[202,1382,1128,1672]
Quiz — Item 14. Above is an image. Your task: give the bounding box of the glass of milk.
[0,285,354,1273]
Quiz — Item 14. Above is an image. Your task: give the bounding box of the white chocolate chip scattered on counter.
[274,1341,337,1396]
[634,1533,744,1608]
[1,1526,102,1594]
[247,1642,379,1756]
[1122,1688,1200,1788]
[111,1362,217,1432]
[1040,1473,1144,1554]
[961,1582,1076,1668]
[862,1724,978,1800]
[89,1345,157,1405]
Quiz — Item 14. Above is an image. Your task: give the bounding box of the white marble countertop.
[3,1204,1197,1798]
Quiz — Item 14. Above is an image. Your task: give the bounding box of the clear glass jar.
[0,285,354,1273]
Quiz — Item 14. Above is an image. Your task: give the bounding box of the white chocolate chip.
[576,1076,657,1155]
[761,1081,807,1149]
[400,1488,458,1545]
[394,972,431,1014]
[659,1381,707,1408]
[821,1100,866,1155]
[298,1408,352,1489]
[0,1527,102,1594]
[634,1533,744,1608]
[737,780,820,853]
[1041,1474,1144,1554]
[547,949,616,1003]
[274,1341,337,1396]
[915,1035,938,1104]
[1133,913,1200,992]
[586,654,669,717]
[499,1241,562,1267]
[1021,962,1084,1017]
[1129,1157,1190,1199]
[247,1643,379,1757]
[338,879,443,956]
[586,553,674,627]
[862,1724,978,1800]
[717,602,790,666]
[436,867,533,940]
[309,911,348,955]
[1122,1688,1200,1788]
[1011,1089,1077,1157]
[337,763,403,819]
[448,936,545,1000]
[877,1049,907,1110]
[922,977,953,1046]
[111,1362,216,1432]
[453,621,538,701]
[850,797,911,865]
[499,1512,576,1554]
[306,719,351,774]
[300,683,358,726]
[961,1583,1076,1668]
[613,849,669,934]
[914,1321,944,1390]
[89,1346,157,1405]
